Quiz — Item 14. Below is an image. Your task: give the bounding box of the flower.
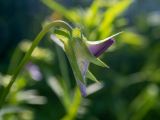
[50,28,120,97]
[87,38,114,57]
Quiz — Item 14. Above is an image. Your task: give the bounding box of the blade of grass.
[99,0,132,38]
[41,0,79,22]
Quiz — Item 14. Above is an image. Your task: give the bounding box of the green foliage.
[1,0,160,120]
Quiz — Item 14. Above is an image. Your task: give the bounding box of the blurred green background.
[0,0,160,120]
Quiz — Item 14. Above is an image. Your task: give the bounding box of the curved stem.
[0,20,72,109]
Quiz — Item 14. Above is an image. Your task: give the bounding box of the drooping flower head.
[51,27,121,97]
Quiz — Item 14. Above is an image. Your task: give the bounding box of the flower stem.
[0,20,72,109]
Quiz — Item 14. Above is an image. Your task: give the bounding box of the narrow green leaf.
[99,0,132,38]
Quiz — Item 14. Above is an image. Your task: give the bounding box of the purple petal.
[77,80,87,97]
[87,38,115,57]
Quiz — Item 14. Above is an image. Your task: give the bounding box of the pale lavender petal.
[26,62,42,81]
[81,61,89,79]
[77,80,87,97]
[82,62,88,76]
[88,38,115,57]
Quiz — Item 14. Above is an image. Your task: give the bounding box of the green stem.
[0,20,72,109]
[61,87,82,120]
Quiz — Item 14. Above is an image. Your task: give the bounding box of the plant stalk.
[0,20,72,109]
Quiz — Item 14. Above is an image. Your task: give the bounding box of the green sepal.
[65,35,85,84]
[53,29,70,46]
[51,28,86,85]
[54,29,70,38]
[96,58,109,68]
[86,70,99,83]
